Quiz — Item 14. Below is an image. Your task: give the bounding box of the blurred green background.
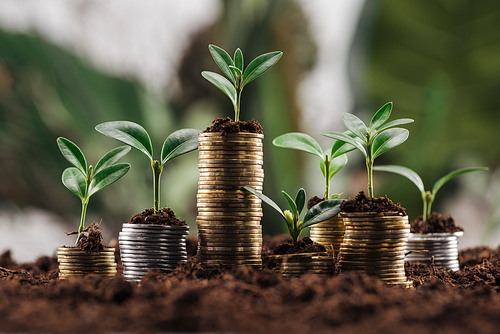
[0,0,498,260]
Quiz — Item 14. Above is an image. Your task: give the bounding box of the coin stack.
[310,216,345,253]
[57,247,117,279]
[196,132,264,269]
[405,232,463,271]
[118,224,189,281]
[339,213,413,287]
[271,252,335,278]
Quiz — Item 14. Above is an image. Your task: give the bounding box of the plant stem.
[425,193,434,222]
[235,87,242,122]
[324,157,331,199]
[79,200,88,234]
[152,160,163,214]
[365,138,374,198]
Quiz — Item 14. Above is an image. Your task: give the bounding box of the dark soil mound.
[75,222,105,252]
[411,212,463,233]
[129,207,186,226]
[272,237,326,255]
[202,117,263,135]
[459,246,500,269]
[307,196,324,210]
[340,191,406,215]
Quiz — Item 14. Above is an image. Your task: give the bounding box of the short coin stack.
[57,247,117,279]
[197,132,264,269]
[271,252,335,278]
[310,216,345,253]
[405,232,463,271]
[118,224,189,281]
[339,213,412,287]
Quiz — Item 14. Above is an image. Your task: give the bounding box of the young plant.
[95,121,201,214]
[320,102,413,198]
[57,137,131,234]
[373,165,488,221]
[201,44,283,122]
[243,186,342,243]
[273,132,355,199]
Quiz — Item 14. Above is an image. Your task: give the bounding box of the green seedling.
[374,165,488,221]
[273,132,355,199]
[202,44,283,122]
[243,186,342,243]
[95,121,201,214]
[57,137,131,234]
[321,102,413,198]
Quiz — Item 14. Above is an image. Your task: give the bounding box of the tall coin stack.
[310,216,345,253]
[118,224,189,281]
[405,231,463,271]
[339,213,413,287]
[57,247,117,279]
[196,132,264,269]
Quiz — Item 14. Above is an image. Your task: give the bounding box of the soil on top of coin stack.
[272,237,326,255]
[306,196,324,210]
[129,207,186,226]
[65,222,105,253]
[340,191,407,215]
[411,212,463,233]
[202,117,263,135]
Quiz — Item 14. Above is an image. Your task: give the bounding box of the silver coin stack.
[196,132,264,269]
[339,213,413,288]
[118,224,189,281]
[271,252,335,278]
[310,216,345,253]
[57,247,117,279]
[404,232,463,271]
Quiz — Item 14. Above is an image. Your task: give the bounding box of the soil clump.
[272,237,326,255]
[411,212,463,233]
[340,191,406,215]
[202,117,263,135]
[129,207,186,226]
[307,195,324,210]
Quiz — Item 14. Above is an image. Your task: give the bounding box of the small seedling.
[374,165,488,221]
[57,137,131,234]
[321,102,413,198]
[95,121,201,214]
[273,132,355,199]
[243,186,342,243]
[202,44,282,121]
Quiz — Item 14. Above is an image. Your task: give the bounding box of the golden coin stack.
[57,247,117,279]
[196,132,264,269]
[339,213,413,288]
[310,216,345,253]
[271,252,335,278]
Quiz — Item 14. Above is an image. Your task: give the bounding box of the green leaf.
[369,102,393,130]
[234,48,244,71]
[242,51,283,87]
[201,71,237,108]
[342,113,368,142]
[329,154,348,180]
[229,65,242,84]
[372,118,414,136]
[330,131,357,159]
[303,199,343,228]
[208,44,235,83]
[62,167,87,201]
[89,163,130,197]
[95,121,153,161]
[94,146,131,174]
[371,128,409,160]
[57,137,87,175]
[432,166,489,197]
[161,129,201,166]
[243,186,284,219]
[272,132,323,158]
[282,190,298,220]
[373,165,425,194]
[321,131,367,157]
[295,188,306,216]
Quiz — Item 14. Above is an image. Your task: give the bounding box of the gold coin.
[198,169,264,176]
[198,175,264,182]
[197,202,261,209]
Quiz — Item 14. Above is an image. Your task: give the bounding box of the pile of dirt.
[411,212,464,233]
[340,191,407,215]
[129,207,186,226]
[272,237,326,255]
[202,117,263,135]
[307,195,324,209]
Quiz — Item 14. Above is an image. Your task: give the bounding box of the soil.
[129,207,186,226]
[63,222,105,253]
[1,236,500,333]
[340,191,407,215]
[411,212,464,233]
[202,117,264,135]
[272,236,327,255]
[307,195,324,210]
